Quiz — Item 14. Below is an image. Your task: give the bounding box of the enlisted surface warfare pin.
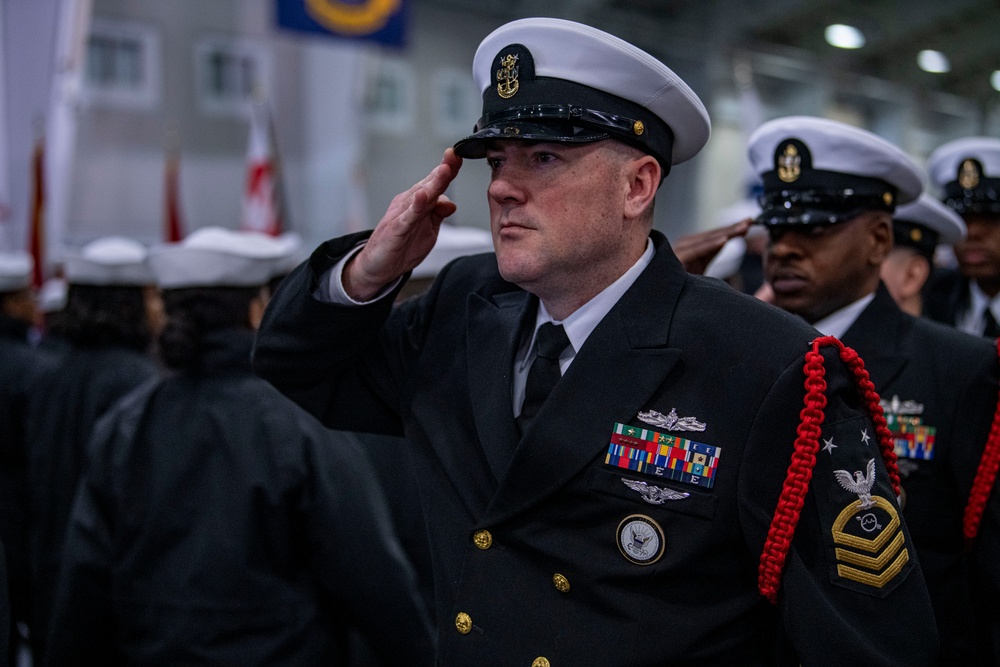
[617,514,665,565]
[637,407,706,432]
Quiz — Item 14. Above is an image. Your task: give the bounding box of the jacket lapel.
[480,232,686,525]
[467,289,535,483]
[842,285,908,392]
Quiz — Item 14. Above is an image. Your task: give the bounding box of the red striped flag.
[164,145,185,242]
[28,135,45,287]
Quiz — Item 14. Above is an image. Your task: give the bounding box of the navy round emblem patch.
[617,514,665,565]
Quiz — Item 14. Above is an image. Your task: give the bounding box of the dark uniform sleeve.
[740,347,939,666]
[253,233,410,434]
[44,414,122,666]
[300,422,436,665]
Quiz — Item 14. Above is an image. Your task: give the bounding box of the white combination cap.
[0,251,33,292]
[453,17,711,175]
[927,137,1000,215]
[149,226,290,289]
[748,116,923,226]
[64,236,153,286]
[412,224,494,279]
[892,193,966,258]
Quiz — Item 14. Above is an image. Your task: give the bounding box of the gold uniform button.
[473,529,493,550]
[455,612,472,635]
[532,658,551,667]
[552,573,570,593]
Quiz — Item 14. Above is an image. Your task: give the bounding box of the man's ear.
[623,155,660,222]
[868,212,894,266]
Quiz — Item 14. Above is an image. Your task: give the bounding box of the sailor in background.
[750,115,1000,665]
[924,137,1000,337]
[47,227,435,666]
[255,18,937,665]
[880,194,965,317]
[0,252,51,666]
[23,237,159,663]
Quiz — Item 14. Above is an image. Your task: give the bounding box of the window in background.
[82,18,161,110]
[195,37,271,117]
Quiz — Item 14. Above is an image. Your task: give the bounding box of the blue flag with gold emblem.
[275,0,408,47]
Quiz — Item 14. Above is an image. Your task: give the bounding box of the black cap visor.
[454,116,610,159]
[755,189,893,226]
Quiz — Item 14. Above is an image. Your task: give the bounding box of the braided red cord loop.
[963,338,1000,546]
[758,335,899,604]
[831,340,901,496]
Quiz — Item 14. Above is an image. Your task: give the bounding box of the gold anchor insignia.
[959,159,980,189]
[777,143,801,183]
[496,53,520,99]
[632,120,645,136]
[910,228,922,242]
[883,191,893,206]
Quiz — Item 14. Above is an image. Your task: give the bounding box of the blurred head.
[928,137,1000,291]
[148,227,291,370]
[0,251,37,328]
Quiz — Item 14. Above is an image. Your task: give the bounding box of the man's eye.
[536,153,557,163]
[486,157,502,170]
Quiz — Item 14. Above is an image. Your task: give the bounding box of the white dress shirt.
[956,281,1000,336]
[810,292,876,339]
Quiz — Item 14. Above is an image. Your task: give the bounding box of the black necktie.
[517,322,570,434]
[984,308,1000,338]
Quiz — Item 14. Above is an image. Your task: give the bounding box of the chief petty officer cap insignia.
[927,136,1000,215]
[453,17,711,179]
[891,193,966,260]
[747,115,923,227]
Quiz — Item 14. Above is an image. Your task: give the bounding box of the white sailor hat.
[892,193,966,259]
[453,17,711,177]
[748,116,923,226]
[65,237,153,286]
[927,137,1000,215]
[412,224,494,279]
[0,251,33,292]
[149,227,289,289]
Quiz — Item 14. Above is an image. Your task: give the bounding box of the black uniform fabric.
[924,268,997,337]
[45,329,434,666]
[842,286,1000,664]
[253,230,939,666]
[0,314,55,661]
[25,342,156,656]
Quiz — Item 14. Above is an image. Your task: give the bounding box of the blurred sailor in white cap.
[47,227,434,665]
[254,19,936,665]
[23,236,160,662]
[751,115,1000,665]
[0,250,52,661]
[880,194,965,317]
[924,137,1000,338]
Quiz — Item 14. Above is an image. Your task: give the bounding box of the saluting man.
[750,115,1000,665]
[255,19,937,665]
[924,137,1000,338]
